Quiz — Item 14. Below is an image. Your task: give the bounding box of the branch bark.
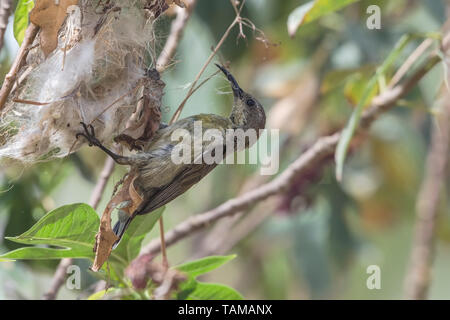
[156,0,197,73]
[139,53,440,257]
[403,97,450,300]
[194,174,269,258]
[0,22,38,112]
[403,22,450,299]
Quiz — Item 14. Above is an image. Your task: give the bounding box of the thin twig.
[403,21,450,299]
[389,38,434,88]
[138,53,441,257]
[0,23,39,112]
[41,258,73,300]
[0,0,12,52]
[88,157,116,209]
[159,215,169,269]
[42,157,116,300]
[156,0,197,73]
[403,98,450,300]
[169,0,246,123]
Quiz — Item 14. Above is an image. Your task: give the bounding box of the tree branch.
[88,157,116,209]
[194,174,269,258]
[0,22,38,112]
[139,53,441,257]
[156,0,197,73]
[403,96,450,300]
[403,22,450,299]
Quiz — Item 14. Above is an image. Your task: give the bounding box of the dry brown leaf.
[30,0,79,57]
[166,0,186,8]
[91,171,144,272]
[114,73,164,151]
[128,176,144,214]
[114,98,160,151]
[91,204,119,272]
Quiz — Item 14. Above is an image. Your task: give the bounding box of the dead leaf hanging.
[91,172,144,272]
[166,0,186,8]
[30,0,79,57]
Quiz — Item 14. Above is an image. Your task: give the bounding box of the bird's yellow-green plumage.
[135,114,233,192]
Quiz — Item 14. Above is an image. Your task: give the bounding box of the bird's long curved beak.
[215,64,243,98]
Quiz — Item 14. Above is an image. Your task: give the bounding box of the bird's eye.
[246,98,255,107]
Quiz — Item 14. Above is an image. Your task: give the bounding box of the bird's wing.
[135,162,217,215]
[134,114,232,215]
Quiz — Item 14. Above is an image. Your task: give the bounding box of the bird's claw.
[76,122,100,147]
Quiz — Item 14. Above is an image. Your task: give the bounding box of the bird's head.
[216,64,266,132]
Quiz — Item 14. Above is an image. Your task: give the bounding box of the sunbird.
[77,64,266,247]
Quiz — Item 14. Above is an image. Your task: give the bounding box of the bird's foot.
[76,122,102,148]
[76,122,134,166]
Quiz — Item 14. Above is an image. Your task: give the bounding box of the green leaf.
[287,0,359,36]
[344,72,379,107]
[87,288,123,300]
[113,207,164,263]
[14,0,34,45]
[335,35,413,181]
[175,255,240,300]
[8,203,98,246]
[88,289,109,300]
[0,247,91,260]
[176,278,198,300]
[0,203,99,260]
[185,282,243,300]
[175,255,236,278]
[0,202,165,282]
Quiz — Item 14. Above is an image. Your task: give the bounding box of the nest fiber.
[0,0,165,162]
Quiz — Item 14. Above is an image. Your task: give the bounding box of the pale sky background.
[3,17,19,59]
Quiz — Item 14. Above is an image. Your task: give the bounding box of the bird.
[76,64,266,248]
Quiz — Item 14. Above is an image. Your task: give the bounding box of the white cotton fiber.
[0,0,165,163]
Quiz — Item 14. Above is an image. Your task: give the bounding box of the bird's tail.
[112,210,133,249]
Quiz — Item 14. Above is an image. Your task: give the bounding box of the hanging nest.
[0,0,169,163]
